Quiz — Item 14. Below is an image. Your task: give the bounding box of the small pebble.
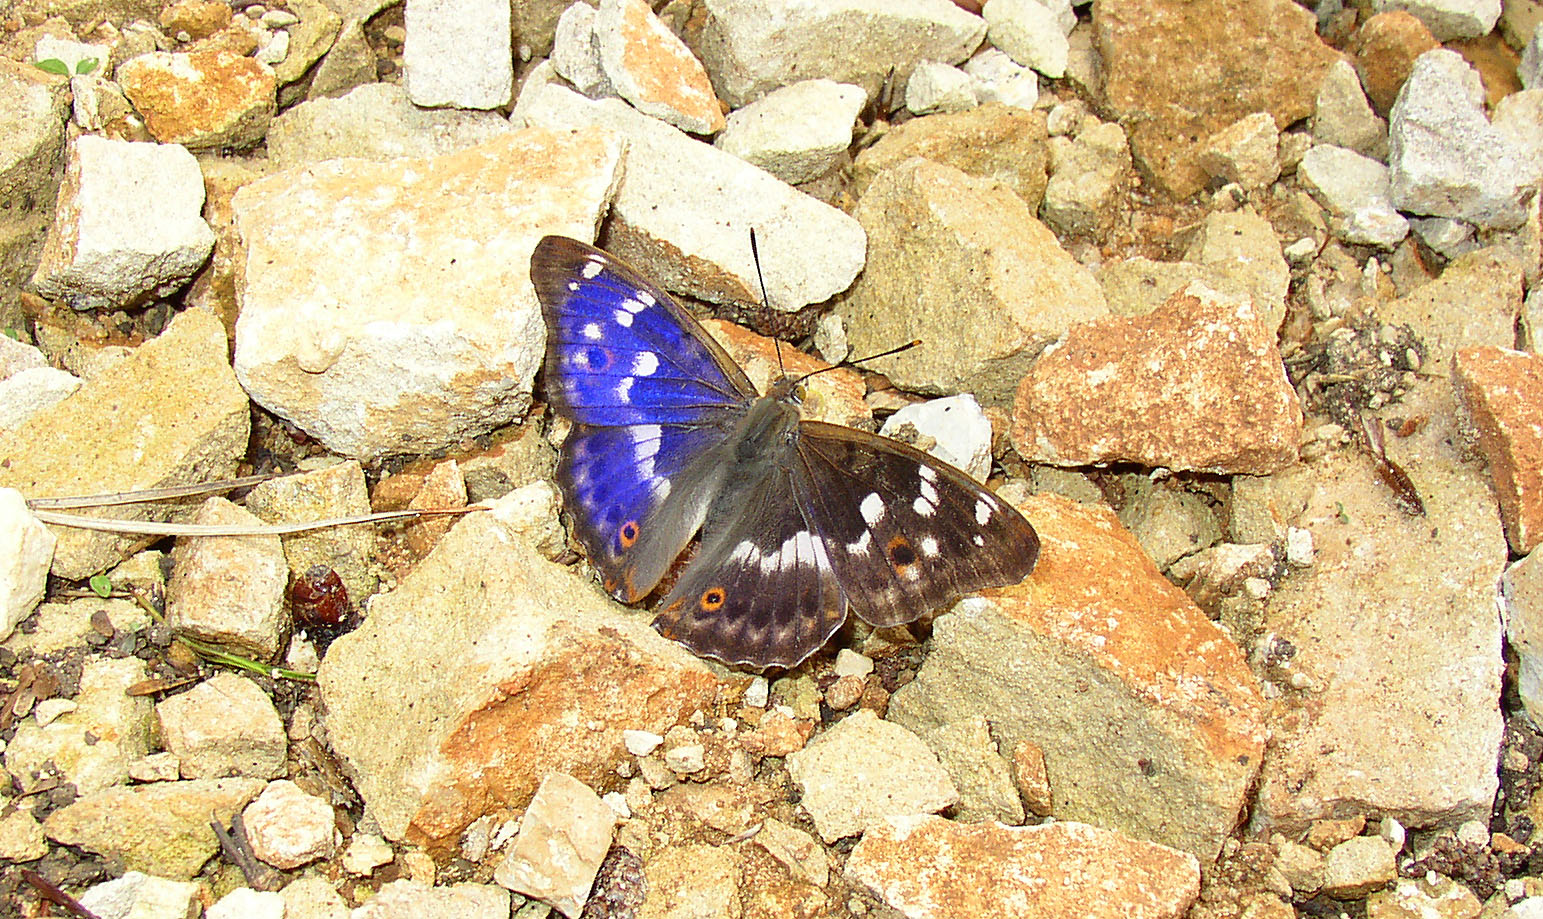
[602,791,630,818]
[664,743,705,775]
[1285,528,1314,567]
[744,676,770,708]
[622,729,662,756]
[33,698,77,726]
[833,649,874,678]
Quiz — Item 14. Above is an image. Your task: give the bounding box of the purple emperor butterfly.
[531,236,1039,670]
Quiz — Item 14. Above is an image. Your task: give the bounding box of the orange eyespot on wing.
[619,520,640,548]
[699,587,727,611]
[887,536,917,577]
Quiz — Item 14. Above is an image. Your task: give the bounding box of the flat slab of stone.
[1010,288,1302,473]
[316,486,745,851]
[0,308,249,579]
[402,0,512,108]
[1454,346,1543,553]
[116,49,276,150]
[596,0,724,134]
[1251,384,1505,834]
[889,493,1267,861]
[520,84,865,313]
[265,82,514,168]
[232,127,623,459]
[845,816,1201,919]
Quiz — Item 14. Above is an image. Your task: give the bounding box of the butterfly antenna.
[791,339,923,386]
[748,228,787,377]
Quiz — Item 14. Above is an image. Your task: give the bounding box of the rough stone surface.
[596,0,724,134]
[1011,287,1302,474]
[351,880,511,919]
[317,487,745,852]
[0,806,48,862]
[1379,247,1522,375]
[890,493,1266,861]
[785,710,958,843]
[1371,0,1500,40]
[1298,143,1409,248]
[166,497,289,661]
[962,47,1038,109]
[851,103,1050,211]
[715,78,866,183]
[1095,0,1337,197]
[43,778,264,878]
[1252,385,1505,834]
[1504,548,1543,729]
[521,85,865,313]
[1043,120,1131,238]
[983,0,1068,79]
[1351,11,1441,116]
[29,135,215,310]
[1388,50,1536,230]
[5,656,154,795]
[845,816,1202,919]
[640,843,742,918]
[233,128,622,459]
[909,714,1025,824]
[0,60,69,330]
[0,487,55,643]
[1197,111,1281,191]
[494,773,617,917]
[692,0,987,107]
[904,59,979,115]
[266,82,513,167]
[837,157,1105,406]
[209,887,286,919]
[243,459,377,614]
[1313,58,1389,160]
[116,49,275,150]
[1454,347,1543,553]
[552,2,612,98]
[402,0,512,108]
[77,872,203,919]
[1321,835,1399,899]
[243,779,337,869]
[155,672,287,779]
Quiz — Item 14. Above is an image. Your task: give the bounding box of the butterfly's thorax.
[706,394,801,538]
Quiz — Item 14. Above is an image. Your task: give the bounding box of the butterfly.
[530,235,1040,670]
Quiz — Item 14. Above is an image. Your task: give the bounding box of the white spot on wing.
[860,493,884,526]
[847,531,872,555]
[614,309,634,327]
[921,536,940,557]
[913,495,936,516]
[973,534,985,547]
[566,281,579,292]
[615,377,634,402]
[919,479,938,505]
[975,499,993,525]
[582,322,602,340]
[622,297,649,314]
[632,352,659,376]
[581,258,605,279]
[728,540,758,566]
[633,425,660,479]
[919,465,938,484]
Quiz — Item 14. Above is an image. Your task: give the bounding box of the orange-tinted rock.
[118,49,276,150]
[1350,12,1441,115]
[159,0,232,39]
[405,458,467,557]
[596,0,724,135]
[889,494,1267,861]
[316,486,746,853]
[1095,0,1336,197]
[1454,346,1543,552]
[845,816,1201,919]
[704,317,869,428]
[1010,288,1302,474]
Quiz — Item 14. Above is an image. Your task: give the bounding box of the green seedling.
[34,56,100,76]
[88,574,112,598]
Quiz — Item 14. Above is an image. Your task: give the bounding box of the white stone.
[1313,58,1388,160]
[744,676,770,708]
[34,37,109,74]
[1523,24,1543,90]
[209,887,286,919]
[343,832,395,874]
[77,872,201,919]
[0,487,55,642]
[962,48,1038,110]
[1285,526,1313,566]
[1516,896,1543,919]
[715,79,867,184]
[622,728,663,756]
[1372,0,1501,40]
[834,649,875,678]
[244,779,338,869]
[595,0,722,134]
[257,28,290,65]
[4,657,154,794]
[551,1,613,98]
[879,393,995,482]
[155,671,287,779]
[403,0,512,108]
[905,60,979,114]
[0,366,81,430]
[32,698,76,726]
[494,773,616,918]
[1410,216,1479,259]
[1389,50,1535,230]
[1299,144,1409,248]
[29,136,215,310]
[522,85,866,313]
[664,743,706,774]
[983,0,1069,78]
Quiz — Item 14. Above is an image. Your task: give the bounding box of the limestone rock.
[0,60,69,329]
[904,60,979,115]
[243,460,377,610]
[5,656,154,795]
[1351,11,1441,116]
[77,873,203,919]
[786,710,958,843]
[1043,120,1131,238]
[846,816,1202,919]
[166,497,289,661]
[596,0,724,134]
[233,128,623,459]
[714,79,866,184]
[521,85,865,313]
[243,779,337,869]
[117,49,276,150]
[851,103,1050,211]
[1371,0,1500,41]
[1298,143,1409,248]
[402,0,512,108]
[266,82,513,168]
[1453,347,1543,553]
[351,880,510,919]
[316,488,745,851]
[1011,287,1302,474]
[155,672,287,779]
[493,773,617,918]
[889,493,1267,861]
[837,157,1106,405]
[0,487,55,642]
[29,135,215,310]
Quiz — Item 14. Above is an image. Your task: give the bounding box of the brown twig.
[211,813,283,891]
[21,869,102,919]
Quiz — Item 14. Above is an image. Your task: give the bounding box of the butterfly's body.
[532,236,1039,670]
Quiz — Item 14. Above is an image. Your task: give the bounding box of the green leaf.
[34,58,69,76]
[89,574,112,598]
[75,57,99,75]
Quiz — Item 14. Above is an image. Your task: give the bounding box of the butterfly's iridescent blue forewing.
[531,236,1039,670]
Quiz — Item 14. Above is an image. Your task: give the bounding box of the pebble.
[714,78,866,184]
[905,60,979,114]
[1321,835,1398,898]
[208,888,286,919]
[622,728,663,756]
[155,671,287,779]
[403,0,512,108]
[743,676,770,709]
[983,0,1070,78]
[243,780,338,869]
[962,47,1038,110]
[0,488,54,643]
[343,832,394,875]
[78,872,202,919]
[493,773,615,917]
